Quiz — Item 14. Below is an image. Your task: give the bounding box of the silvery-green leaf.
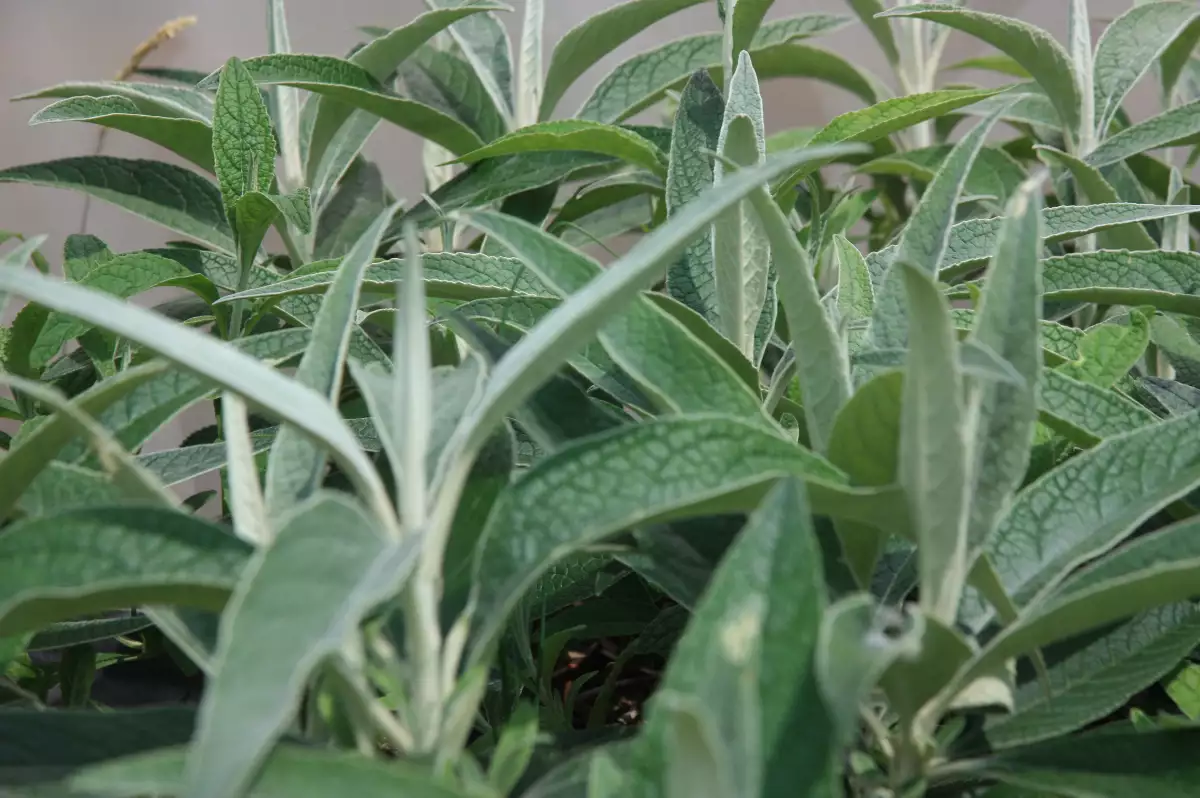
[1039,368,1157,445]
[964,178,1043,559]
[857,144,1026,206]
[431,0,515,124]
[1092,1,1200,134]
[845,0,899,66]
[878,5,1081,138]
[870,106,1007,350]
[516,0,544,127]
[1036,145,1157,250]
[314,158,394,260]
[183,495,417,798]
[14,80,213,122]
[540,0,708,119]
[267,0,302,190]
[0,158,233,252]
[833,234,873,328]
[263,204,398,514]
[212,57,277,216]
[666,70,724,326]
[450,121,668,175]
[29,96,214,172]
[1086,98,1200,168]
[712,54,769,357]
[1162,16,1200,102]
[899,264,969,623]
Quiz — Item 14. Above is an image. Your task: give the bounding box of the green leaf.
[635,479,835,797]
[231,189,313,272]
[870,107,1007,350]
[1029,249,1200,320]
[666,70,724,327]
[29,252,198,368]
[858,145,1027,206]
[749,186,849,452]
[211,54,486,157]
[212,57,277,216]
[946,54,1031,78]
[490,704,540,795]
[1092,1,1200,134]
[1151,314,1200,388]
[899,264,969,623]
[136,435,275,488]
[540,0,707,119]
[27,615,154,652]
[985,603,1200,748]
[1056,312,1149,388]
[981,410,1200,626]
[0,158,233,252]
[966,727,1200,798]
[1036,145,1158,250]
[266,0,302,192]
[0,507,249,638]
[845,0,899,65]
[184,493,417,798]
[458,209,767,422]
[15,80,213,122]
[430,0,515,125]
[464,416,871,665]
[741,42,880,106]
[1162,16,1200,102]
[402,44,508,145]
[1087,99,1200,168]
[263,204,398,513]
[0,269,388,520]
[833,234,873,326]
[712,58,770,358]
[878,5,1080,140]
[314,158,394,260]
[1039,368,1158,445]
[516,0,544,128]
[451,121,667,175]
[74,744,473,798]
[578,13,851,123]
[1166,662,1200,720]
[29,96,215,172]
[963,178,1043,563]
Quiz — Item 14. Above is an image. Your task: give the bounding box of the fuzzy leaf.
[212,57,277,215]
[15,80,213,122]
[1039,250,1200,318]
[1087,99,1200,168]
[1039,368,1157,445]
[1036,146,1157,250]
[451,121,668,175]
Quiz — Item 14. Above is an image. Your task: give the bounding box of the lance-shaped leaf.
[75,744,476,798]
[985,603,1200,748]
[184,494,419,798]
[0,507,249,638]
[0,158,233,252]
[712,54,771,359]
[1034,250,1200,317]
[202,54,486,158]
[0,269,389,520]
[1086,99,1200,168]
[402,44,508,145]
[15,80,213,122]
[267,0,302,191]
[981,410,1200,627]
[463,416,900,665]
[540,0,707,119]
[869,106,1007,350]
[1162,15,1200,102]
[898,264,970,623]
[635,479,838,797]
[28,615,155,652]
[314,158,394,260]
[1092,1,1200,134]
[666,70,724,326]
[1039,368,1157,445]
[1036,145,1157,250]
[212,57,277,215]
[450,121,667,176]
[749,188,849,452]
[516,0,545,128]
[964,727,1200,798]
[871,202,1200,285]
[263,204,399,513]
[964,179,1043,559]
[878,5,1080,139]
[578,13,852,123]
[30,96,215,172]
[858,145,1027,206]
[307,2,508,188]
[731,0,777,60]
[457,209,767,423]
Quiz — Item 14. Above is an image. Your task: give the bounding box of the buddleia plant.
[2,1,1200,797]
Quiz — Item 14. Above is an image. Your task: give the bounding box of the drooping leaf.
[1092,1,1200,134]
[634,479,837,797]
[450,121,668,175]
[540,0,707,119]
[0,507,249,638]
[578,13,852,122]
[0,158,233,252]
[263,204,398,513]
[29,96,214,171]
[878,5,1081,139]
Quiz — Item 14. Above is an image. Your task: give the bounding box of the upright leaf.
[184,494,418,798]
[212,57,276,214]
[517,0,545,128]
[634,479,836,798]
[730,0,776,60]
[712,54,770,358]
[964,178,1043,558]
[845,0,899,66]
[539,0,708,119]
[263,204,399,515]
[267,0,303,191]
[899,265,969,624]
[666,71,724,325]
[870,106,1007,349]
[1092,1,1200,134]
[878,5,1081,140]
